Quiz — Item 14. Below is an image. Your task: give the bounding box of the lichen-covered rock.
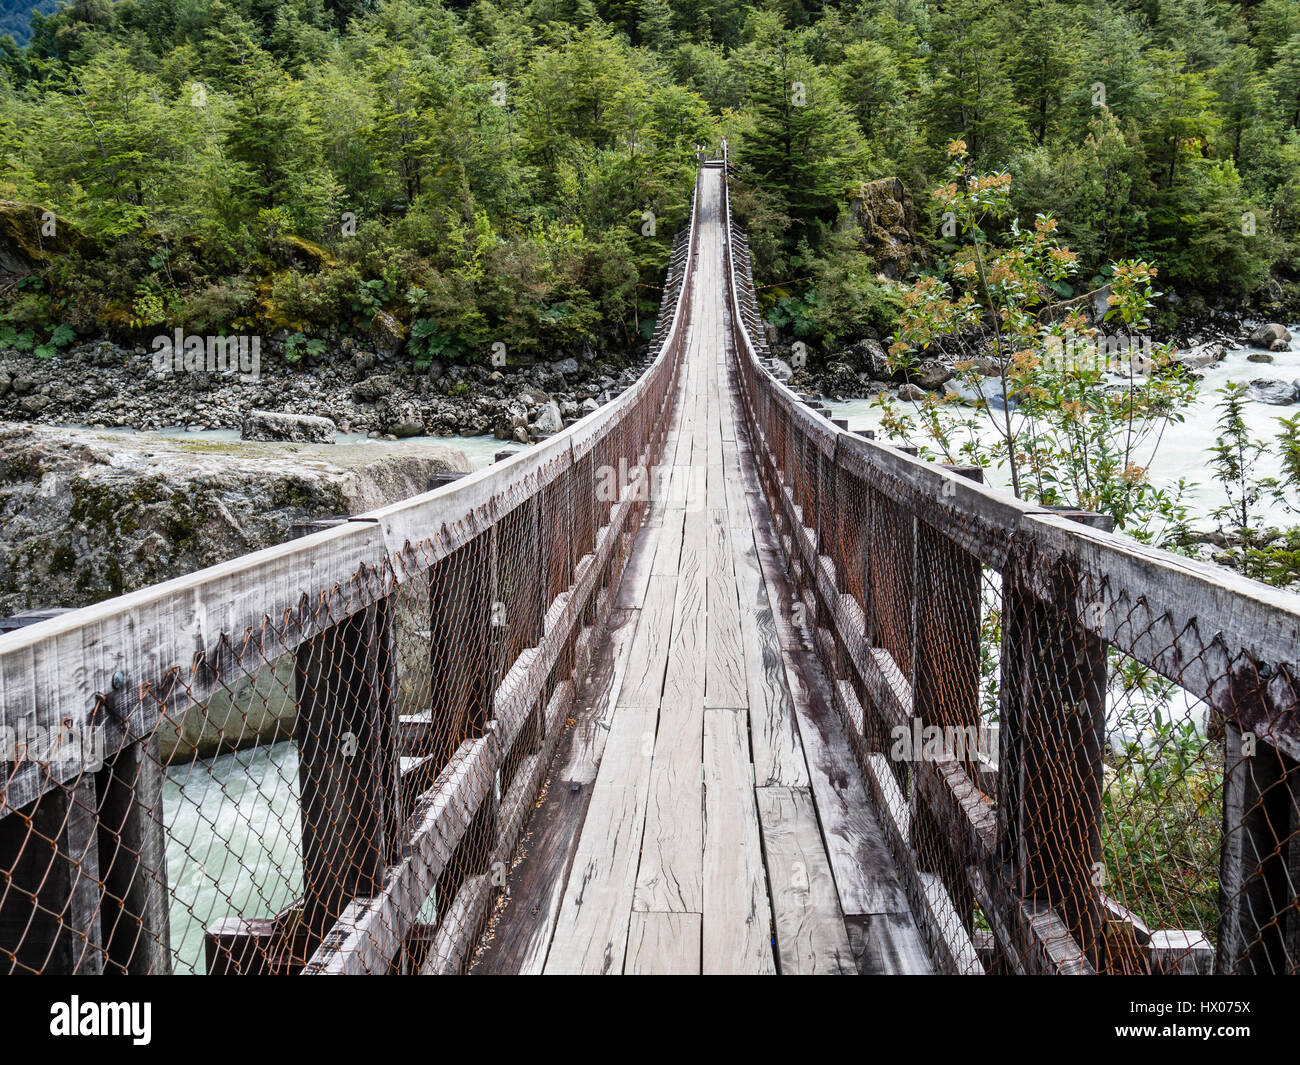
[241,409,336,442]
[842,178,926,279]
[0,422,472,617]
[368,310,406,359]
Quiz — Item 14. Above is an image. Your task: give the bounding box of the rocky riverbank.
[782,319,1297,402]
[0,422,473,617]
[0,336,647,442]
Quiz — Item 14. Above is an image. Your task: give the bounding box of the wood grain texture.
[545,704,658,974]
[625,911,702,974]
[702,707,775,974]
[757,786,857,975]
[705,511,746,708]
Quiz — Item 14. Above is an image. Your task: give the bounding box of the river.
[823,329,1300,530]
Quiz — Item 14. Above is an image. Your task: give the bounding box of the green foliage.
[1,0,1297,361]
[877,144,1195,543]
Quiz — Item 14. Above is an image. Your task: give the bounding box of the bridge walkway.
[473,167,931,975]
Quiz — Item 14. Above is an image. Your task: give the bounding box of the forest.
[0,0,1297,363]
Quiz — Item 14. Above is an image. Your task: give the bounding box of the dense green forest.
[1,0,1298,363]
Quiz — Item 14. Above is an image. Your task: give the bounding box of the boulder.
[532,400,564,435]
[898,383,928,402]
[1248,351,1274,364]
[842,179,925,279]
[368,310,406,359]
[911,357,954,391]
[1176,342,1226,369]
[1247,379,1300,405]
[352,373,397,403]
[843,337,890,379]
[1249,323,1292,348]
[551,357,580,376]
[1271,338,1292,352]
[241,409,336,443]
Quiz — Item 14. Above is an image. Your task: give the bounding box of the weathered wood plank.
[625,911,701,974]
[730,523,809,788]
[544,704,657,974]
[615,577,676,708]
[633,700,703,913]
[705,511,746,708]
[756,786,856,974]
[702,707,775,974]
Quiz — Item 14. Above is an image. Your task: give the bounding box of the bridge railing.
[0,176,702,975]
[720,145,1300,975]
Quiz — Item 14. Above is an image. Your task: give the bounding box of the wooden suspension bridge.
[0,153,1297,976]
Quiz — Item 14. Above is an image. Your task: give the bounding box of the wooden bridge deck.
[474,169,931,975]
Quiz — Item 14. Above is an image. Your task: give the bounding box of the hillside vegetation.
[0,0,1297,362]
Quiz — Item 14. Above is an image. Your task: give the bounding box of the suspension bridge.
[1,153,1297,976]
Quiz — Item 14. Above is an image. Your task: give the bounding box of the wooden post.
[96,735,172,974]
[0,776,104,973]
[997,510,1112,971]
[1218,726,1298,973]
[295,595,399,950]
[910,467,984,928]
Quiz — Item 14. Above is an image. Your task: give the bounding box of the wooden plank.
[844,913,934,975]
[756,786,856,974]
[662,511,707,709]
[561,607,638,785]
[705,511,746,708]
[615,577,676,708]
[633,700,703,913]
[741,483,913,918]
[625,911,701,974]
[651,508,686,574]
[544,704,658,974]
[730,524,809,788]
[702,707,775,974]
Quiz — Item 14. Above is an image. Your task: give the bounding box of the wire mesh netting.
[721,154,1299,976]
[0,187,700,977]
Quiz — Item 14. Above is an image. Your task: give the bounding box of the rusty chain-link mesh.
[721,151,1299,976]
[0,186,700,976]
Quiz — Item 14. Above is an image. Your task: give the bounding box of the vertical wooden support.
[0,776,104,973]
[295,595,399,948]
[997,511,1111,970]
[97,735,172,974]
[910,467,983,927]
[1218,726,1297,973]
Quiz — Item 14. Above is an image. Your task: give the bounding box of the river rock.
[1176,342,1226,368]
[1271,339,1292,352]
[352,373,397,402]
[1249,323,1292,348]
[842,337,890,379]
[241,409,336,443]
[912,357,954,390]
[368,310,406,359]
[1247,379,1300,405]
[532,400,564,435]
[1248,351,1275,363]
[898,383,928,402]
